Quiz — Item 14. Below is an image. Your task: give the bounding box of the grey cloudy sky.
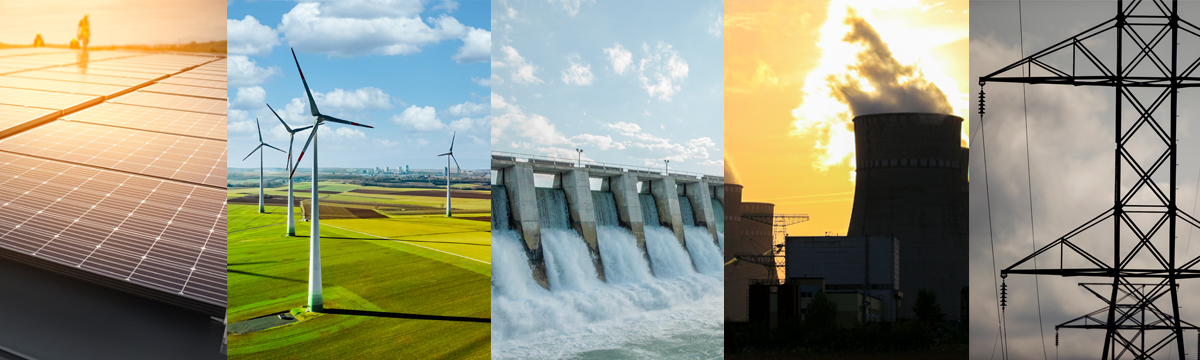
[971,1,1200,359]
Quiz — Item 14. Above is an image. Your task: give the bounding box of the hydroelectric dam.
[491,152,725,357]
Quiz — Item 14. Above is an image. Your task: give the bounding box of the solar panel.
[0,76,128,96]
[0,49,227,315]
[0,87,100,110]
[0,104,57,135]
[172,72,226,82]
[141,83,226,100]
[156,77,225,89]
[108,91,226,115]
[40,67,161,80]
[63,103,225,140]
[83,65,175,77]
[12,70,152,87]
[0,121,227,187]
[0,151,226,305]
[0,48,72,58]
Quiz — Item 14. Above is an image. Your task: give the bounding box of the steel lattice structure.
[981,0,1200,358]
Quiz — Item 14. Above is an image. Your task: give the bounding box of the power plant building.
[784,235,901,322]
[847,112,968,322]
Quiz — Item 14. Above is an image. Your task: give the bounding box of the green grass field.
[226,182,491,359]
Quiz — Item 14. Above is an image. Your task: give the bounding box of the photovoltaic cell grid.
[12,70,151,87]
[141,83,226,100]
[0,152,226,304]
[62,103,225,139]
[0,121,226,187]
[108,91,226,115]
[0,50,227,310]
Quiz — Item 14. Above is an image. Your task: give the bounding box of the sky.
[489,0,724,176]
[0,0,225,45]
[226,0,490,171]
[726,0,968,236]
[971,1,1200,359]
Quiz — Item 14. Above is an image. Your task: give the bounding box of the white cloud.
[392,105,446,131]
[561,54,595,85]
[497,45,543,84]
[279,2,469,57]
[432,0,459,12]
[602,121,718,164]
[547,0,592,17]
[312,87,394,111]
[604,121,641,135]
[604,43,633,75]
[636,42,689,100]
[373,138,400,147]
[228,55,281,87]
[318,125,368,141]
[491,93,570,145]
[708,12,723,38]
[230,86,267,109]
[320,0,424,18]
[471,76,491,87]
[453,27,491,64]
[228,16,280,56]
[571,133,624,150]
[416,138,431,146]
[449,117,476,132]
[228,119,255,133]
[446,101,488,117]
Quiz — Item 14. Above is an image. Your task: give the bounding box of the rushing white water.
[643,226,696,278]
[596,226,654,284]
[492,226,722,359]
[683,226,723,275]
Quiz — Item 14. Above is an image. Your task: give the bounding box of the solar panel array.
[0,48,227,313]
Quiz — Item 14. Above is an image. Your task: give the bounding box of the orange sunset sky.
[725,0,968,236]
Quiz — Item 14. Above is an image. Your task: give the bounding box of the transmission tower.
[981,1,1200,358]
[742,214,809,281]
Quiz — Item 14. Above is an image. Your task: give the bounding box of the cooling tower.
[847,112,968,322]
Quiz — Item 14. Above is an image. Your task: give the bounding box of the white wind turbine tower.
[267,102,312,237]
[287,48,374,312]
[438,132,459,217]
[241,118,284,214]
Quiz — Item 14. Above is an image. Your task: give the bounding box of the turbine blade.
[291,48,321,117]
[437,152,451,157]
[256,118,263,142]
[319,114,373,128]
[242,144,263,161]
[263,143,286,153]
[266,103,293,133]
[449,131,456,152]
[294,125,313,132]
[290,124,319,178]
[451,154,460,172]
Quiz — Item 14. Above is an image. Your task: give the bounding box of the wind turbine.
[287,48,373,312]
[438,132,459,217]
[241,118,283,214]
[267,102,312,237]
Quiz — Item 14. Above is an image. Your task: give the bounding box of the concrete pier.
[554,169,604,282]
[602,173,651,273]
[647,178,686,248]
[498,162,550,289]
[681,180,720,246]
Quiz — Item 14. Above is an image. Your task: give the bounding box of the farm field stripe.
[322,224,489,265]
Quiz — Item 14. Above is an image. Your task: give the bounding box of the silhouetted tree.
[806,290,839,330]
[913,288,944,324]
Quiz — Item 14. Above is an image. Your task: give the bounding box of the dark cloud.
[828,10,953,116]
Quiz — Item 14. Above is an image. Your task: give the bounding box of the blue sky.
[490,0,723,175]
[227,0,490,171]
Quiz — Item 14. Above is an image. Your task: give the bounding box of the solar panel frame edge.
[0,243,225,316]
